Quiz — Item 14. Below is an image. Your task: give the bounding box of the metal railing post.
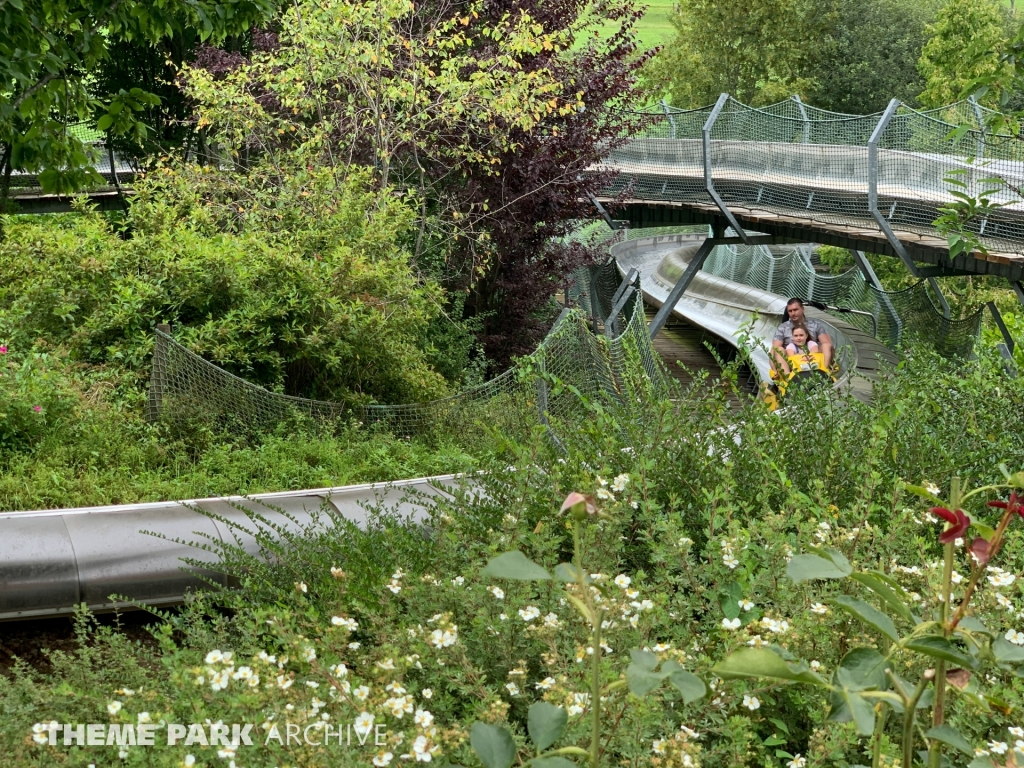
[704,94,750,244]
[793,95,810,144]
[648,223,725,339]
[987,301,1018,377]
[660,99,677,139]
[968,96,986,159]
[852,250,903,344]
[868,99,951,320]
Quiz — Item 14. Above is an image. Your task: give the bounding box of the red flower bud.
[560,491,595,519]
[970,537,991,565]
[933,507,970,544]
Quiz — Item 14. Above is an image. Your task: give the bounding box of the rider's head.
[786,298,805,322]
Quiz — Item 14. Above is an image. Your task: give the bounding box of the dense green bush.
[0,165,457,406]
[4,348,1024,766]
[0,343,78,451]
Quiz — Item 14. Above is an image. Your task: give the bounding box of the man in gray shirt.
[771,298,833,375]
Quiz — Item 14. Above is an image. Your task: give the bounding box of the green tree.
[807,0,942,114]
[0,0,276,216]
[917,0,1015,109]
[644,0,837,107]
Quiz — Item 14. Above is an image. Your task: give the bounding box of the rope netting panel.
[148,263,670,439]
[702,243,983,357]
[603,96,1024,258]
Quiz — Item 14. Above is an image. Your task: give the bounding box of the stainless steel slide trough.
[0,476,459,621]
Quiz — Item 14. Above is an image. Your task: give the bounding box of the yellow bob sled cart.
[762,351,838,410]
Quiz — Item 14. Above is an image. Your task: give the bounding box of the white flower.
[810,603,829,615]
[296,581,308,593]
[331,663,348,678]
[119,748,129,759]
[488,586,505,599]
[746,635,765,647]
[990,571,1016,588]
[611,473,629,492]
[1007,629,1024,646]
[413,708,434,729]
[535,677,556,690]
[331,566,345,578]
[810,660,821,670]
[787,756,807,768]
[505,682,521,696]
[232,666,253,681]
[331,616,358,631]
[679,537,693,547]
[990,742,1009,755]
[184,757,196,767]
[377,658,396,670]
[354,712,375,737]
[374,751,395,767]
[499,613,508,621]
[392,568,405,580]
[137,712,151,724]
[387,580,402,594]
[349,642,361,650]
[301,645,316,662]
[743,695,760,711]
[421,688,433,699]
[519,606,541,621]
[451,576,465,586]
[217,745,236,759]
[386,696,414,718]
[997,593,1014,610]
[412,734,435,762]
[354,685,370,701]
[721,618,741,630]
[596,487,615,501]
[723,554,739,569]
[306,681,320,689]
[543,612,561,628]
[924,482,940,495]
[652,740,666,754]
[205,650,224,664]
[108,701,123,715]
[739,599,754,611]
[653,643,671,652]
[951,571,964,585]
[276,674,293,690]
[614,574,632,588]
[1010,727,1024,738]
[762,618,790,634]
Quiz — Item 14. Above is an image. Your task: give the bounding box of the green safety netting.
[147,261,670,441]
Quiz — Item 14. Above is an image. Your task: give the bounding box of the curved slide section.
[609,233,896,400]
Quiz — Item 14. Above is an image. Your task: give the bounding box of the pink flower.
[560,491,596,518]
[0,345,7,354]
[32,405,41,412]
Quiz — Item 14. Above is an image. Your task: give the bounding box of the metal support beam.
[1012,280,1024,307]
[987,301,1016,354]
[587,192,618,231]
[868,101,918,270]
[649,224,724,339]
[704,94,750,244]
[853,250,903,344]
[605,287,636,339]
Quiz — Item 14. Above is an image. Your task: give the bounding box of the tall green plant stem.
[571,518,602,768]
[871,703,888,768]
[895,675,931,768]
[929,476,960,768]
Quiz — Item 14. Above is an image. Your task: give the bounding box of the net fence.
[702,243,983,357]
[604,95,1024,258]
[147,261,671,441]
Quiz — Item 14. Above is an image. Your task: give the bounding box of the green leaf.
[838,688,876,736]
[531,759,577,768]
[787,552,852,582]
[667,670,707,704]
[721,582,743,620]
[925,725,974,756]
[992,637,1024,662]
[850,572,917,624]
[554,562,584,583]
[903,636,977,669]
[527,703,567,752]
[629,649,659,672]
[903,483,941,501]
[712,648,827,686]
[972,522,996,542]
[832,596,899,642]
[835,648,888,691]
[96,114,113,132]
[482,551,551,581]
[531,759,576,768]
[968,756,996,768]
[626,660,665,697]
[471,722,517,768]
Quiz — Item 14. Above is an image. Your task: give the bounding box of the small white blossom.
[810,603,829,615]
[990,742,1009,755]
[739,599,754,611]
[723,554,739,569]
[488,586,505,600]
[535,677,556,690]
[787,756,807,768]
[721,618,741,630]
[1007,629,1024,646]
[505,682,520,696]
[421,688,433,699]
[295,581,308,594]
[743,695,760,711]
[519,606,541,621]
[611,473,629,492]
[108,701,123,716]
[354,712,375,737]
[615,574,632,588]
[374,751,395,767]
